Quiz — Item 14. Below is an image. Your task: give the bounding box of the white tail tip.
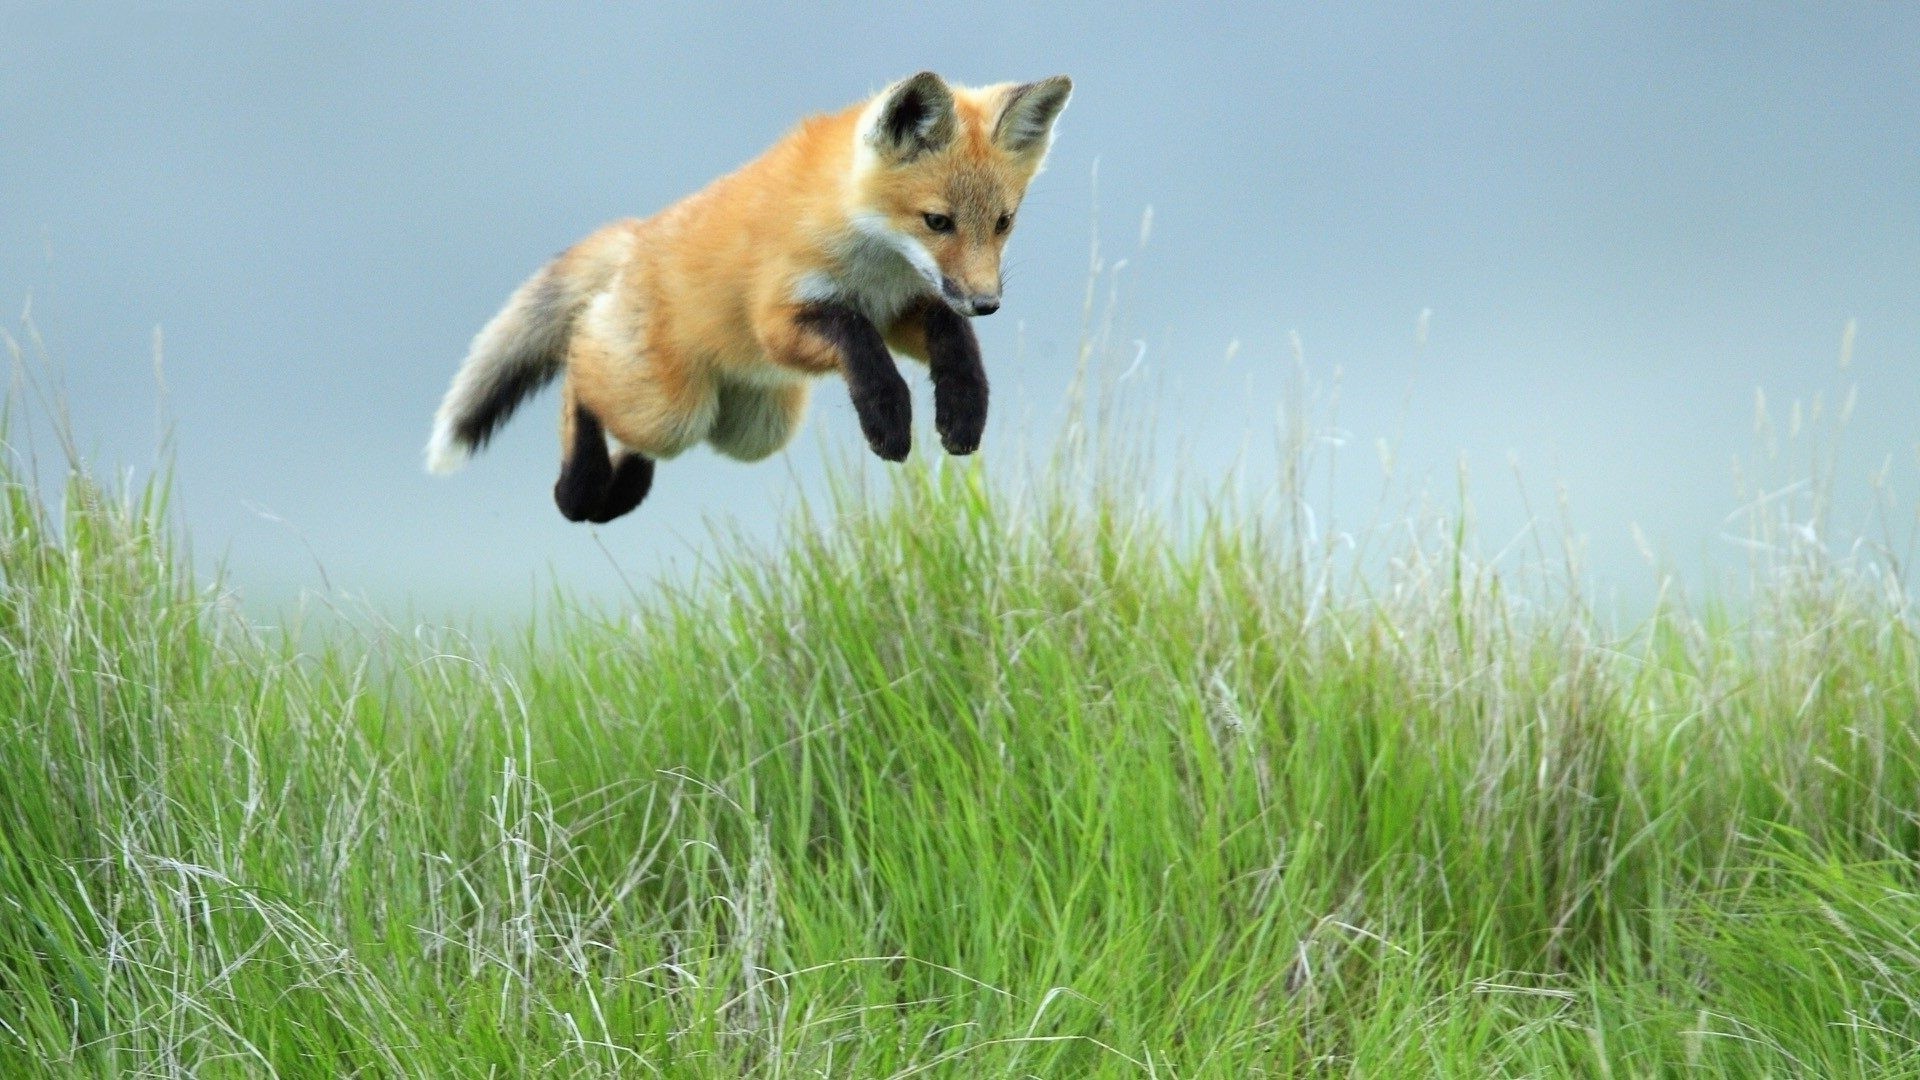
[424,425,469,475]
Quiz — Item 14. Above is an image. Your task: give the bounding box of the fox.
[424,70,1072,524]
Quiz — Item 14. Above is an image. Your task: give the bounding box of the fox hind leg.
[592,451,654,523]
[554,398,611,523]
[555,386,654,524]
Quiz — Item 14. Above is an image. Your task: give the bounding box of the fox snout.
[941,277,1001,316]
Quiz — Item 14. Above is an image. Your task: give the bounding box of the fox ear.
[865,71,957,161]
[994,75,1073,158]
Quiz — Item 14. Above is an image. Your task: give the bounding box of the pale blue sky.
[5,4,1917,619]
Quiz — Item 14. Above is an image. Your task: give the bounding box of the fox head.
[851,71,1073,316]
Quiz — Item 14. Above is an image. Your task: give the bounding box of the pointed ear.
[864,71,957,161]
[994,75,1073,158]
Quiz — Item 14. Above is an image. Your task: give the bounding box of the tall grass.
[3,338,1918,1076]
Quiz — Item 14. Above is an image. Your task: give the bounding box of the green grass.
[4,385,1919,1077]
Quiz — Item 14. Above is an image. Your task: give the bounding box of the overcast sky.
[5,3,1916,622]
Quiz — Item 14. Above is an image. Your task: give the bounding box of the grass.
[3,352,1919,1077]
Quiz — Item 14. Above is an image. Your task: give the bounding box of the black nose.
[970,296,1000,316]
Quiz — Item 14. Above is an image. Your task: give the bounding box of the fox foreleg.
[920,303,988,455]
[793,303,913,462]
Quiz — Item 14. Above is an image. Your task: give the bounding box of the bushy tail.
[425,265,583,474]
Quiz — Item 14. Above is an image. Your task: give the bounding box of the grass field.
[4,369,1920,1077]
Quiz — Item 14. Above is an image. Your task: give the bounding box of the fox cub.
[425,71,1072,523]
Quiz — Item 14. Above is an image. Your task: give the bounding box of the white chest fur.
[792,215,940,326]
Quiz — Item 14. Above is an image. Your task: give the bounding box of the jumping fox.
[425,71,1073,524]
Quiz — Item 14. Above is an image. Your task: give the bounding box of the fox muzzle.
[940,277,1001,316]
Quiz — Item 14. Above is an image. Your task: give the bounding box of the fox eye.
[923,212,954,233]
[995,213,1012,234]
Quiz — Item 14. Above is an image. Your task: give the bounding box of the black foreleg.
[797,302,912,462]
[922,303,988,455]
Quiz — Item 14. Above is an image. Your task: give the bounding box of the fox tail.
[425,264,588,474]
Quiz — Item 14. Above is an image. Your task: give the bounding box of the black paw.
[585,454,654,524]
[553,460,611,522]
[854,381,913,462]
[935,378,988,455]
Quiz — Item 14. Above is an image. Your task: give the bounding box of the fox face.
[851,72,1072,317]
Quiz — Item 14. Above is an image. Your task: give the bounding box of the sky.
[4,3,1917,623]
